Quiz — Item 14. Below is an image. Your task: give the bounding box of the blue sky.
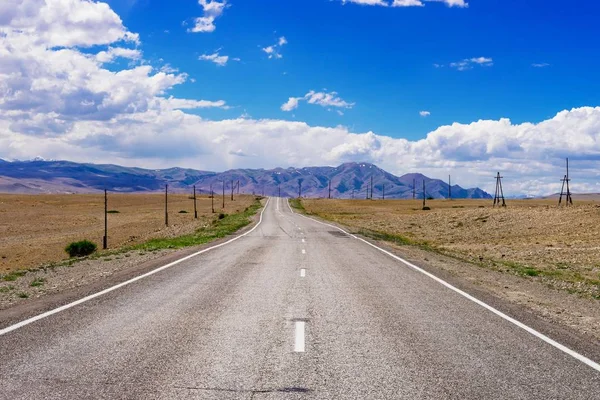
[106,0,600,139]
[1,0,600,195]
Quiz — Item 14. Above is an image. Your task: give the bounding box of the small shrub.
[422,206,431,211]
[65,240,97,258]
[179,210,189,214]
[427,196,434,200]
[107,210,120,214]
[17,292,29,298]
[524,268,540,277]
[218,213,226,219]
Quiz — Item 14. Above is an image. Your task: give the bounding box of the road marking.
[287,199,600,373]
[295,321,305,352]
[302,239,306,243]
[302,249,306,254]
[0,199,272,337]
[298,227,301,230]
[300,269,306,277]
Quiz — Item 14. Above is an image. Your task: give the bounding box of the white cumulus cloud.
[281,91,354,112]
[420,111,431,117]
[262,36,287,59]
[199,51,230,66]
[449,57,493,71]
[189,0,227,33]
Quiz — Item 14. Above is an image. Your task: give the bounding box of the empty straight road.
[1,197,599,399]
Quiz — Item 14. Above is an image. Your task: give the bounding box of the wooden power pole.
[165,184,169,226]
[103,189,108,249]
[193,185,198,219]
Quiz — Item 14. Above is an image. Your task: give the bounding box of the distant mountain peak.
[0,159,491,199]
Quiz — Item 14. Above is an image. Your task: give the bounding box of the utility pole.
[328,179,331,199]
[165,184,169,227]
[210,183,215,213]
[193,185,198,219]
[278,184,281,198]
[413,178,416,200]
[382,184,385,200]
[352,188,354,199]
[237,180,240,195]
[222,181,225,209]
[493,172,506,207]
[448,175,451,200]
[231,179,234,201]
[422,180,426,209]
[298,179,302,198]
[370,176,374,200]
[366,185,369,199]
[559,158,573,206]
[103,189,108,249]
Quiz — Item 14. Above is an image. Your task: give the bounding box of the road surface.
[1,197,599,399]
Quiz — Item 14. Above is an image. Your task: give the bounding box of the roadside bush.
[107,210,120,214]
[179,210,189,214]
[422,206,431,211]
[218,213,226,219]
[65,240,97,258]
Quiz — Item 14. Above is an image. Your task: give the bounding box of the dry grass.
[0,193,256,273]
[301,197,600,297]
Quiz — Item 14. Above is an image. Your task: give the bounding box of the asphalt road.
[1,197,599,399]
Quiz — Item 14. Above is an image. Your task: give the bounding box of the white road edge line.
[295,320,306,352]
[0,198,272,337]
[286,199,600,373]
[302,249,306,254]
[300,269,306,278]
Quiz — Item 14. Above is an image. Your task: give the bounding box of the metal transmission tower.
[493,172,506,207]
[558,158,573,206]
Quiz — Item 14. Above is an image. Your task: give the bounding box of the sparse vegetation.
[65,240,97,258]
[17,292,29,298]
[0,285,14,293]
[30,277,45,287]
[107,210,120,214]
[133,199,262,252]
[179,210,189,214]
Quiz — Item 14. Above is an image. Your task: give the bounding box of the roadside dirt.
[0,194,255,273]
[300,198,600,342]
[0,200,264,325]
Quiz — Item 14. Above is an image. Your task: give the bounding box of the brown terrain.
[0,193,256,274]
[299,197,600,340]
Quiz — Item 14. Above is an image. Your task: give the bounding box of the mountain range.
[0,159,491,199]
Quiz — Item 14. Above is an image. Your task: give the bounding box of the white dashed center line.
[302,239,305,243]
[300,269,306,277]
[295,321,305,352]
[302,249,306,254]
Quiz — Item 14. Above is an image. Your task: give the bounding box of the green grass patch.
[356,228,415,246]
[133,199,263,252]
[289,198,306,212]
[2,270,27,282]
[17,292,29,298]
